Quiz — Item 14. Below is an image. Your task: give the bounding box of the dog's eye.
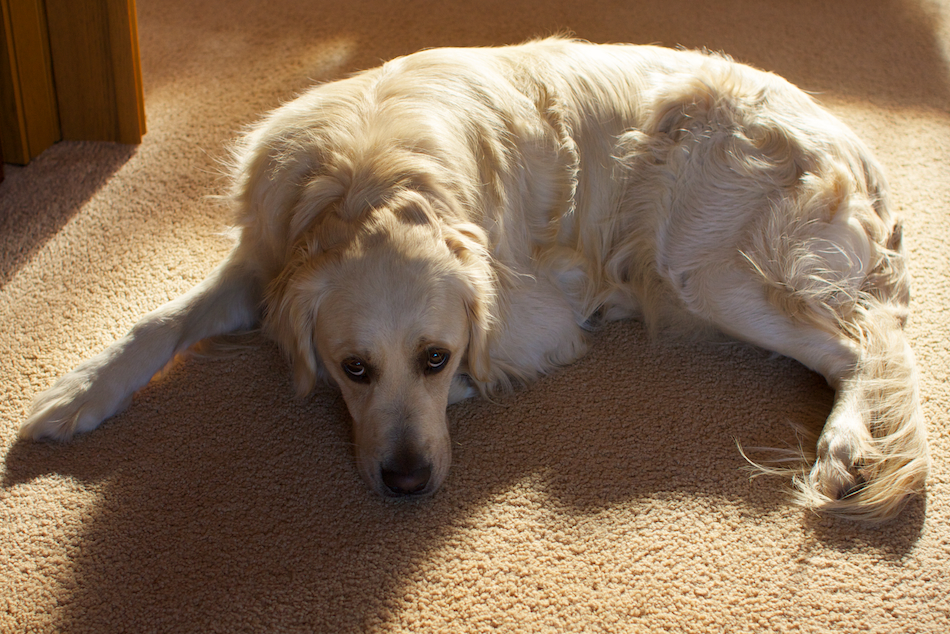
[341,357,370,383]
[424,348,450,374]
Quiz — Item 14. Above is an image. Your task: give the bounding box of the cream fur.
[21,39,928,519]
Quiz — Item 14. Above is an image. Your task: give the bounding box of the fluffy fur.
[21,39,929,520]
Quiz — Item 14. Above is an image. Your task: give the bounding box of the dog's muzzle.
[380,447,433,496]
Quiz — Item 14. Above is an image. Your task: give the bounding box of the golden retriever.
[21,39,929,521]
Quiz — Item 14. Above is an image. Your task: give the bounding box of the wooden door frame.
[1,0,145,165]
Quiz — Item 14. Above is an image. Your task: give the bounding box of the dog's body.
[22,39,928,520]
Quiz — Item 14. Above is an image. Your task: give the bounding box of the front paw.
[20,366,132,442]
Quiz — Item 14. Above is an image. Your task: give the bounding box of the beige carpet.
[3,1,950,632]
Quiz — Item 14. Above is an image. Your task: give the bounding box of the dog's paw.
[809,430,865,500]
[20,365,133,442]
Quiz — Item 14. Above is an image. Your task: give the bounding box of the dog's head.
[264,190,495,497]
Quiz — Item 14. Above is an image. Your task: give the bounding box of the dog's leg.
[805,307,928,520]
[21,252,262,441]
[699,270,927,520]
[470,274,590,395]
[447,374,477,404]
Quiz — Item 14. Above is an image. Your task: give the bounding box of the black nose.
[381,461,432,496]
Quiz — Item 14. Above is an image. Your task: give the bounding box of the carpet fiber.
[2,1,949,632]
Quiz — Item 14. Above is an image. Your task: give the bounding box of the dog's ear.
[263,249,330,396]
[443,223,497,384]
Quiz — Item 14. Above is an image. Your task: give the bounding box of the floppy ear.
[443,223,498,384]
[263,249,331,396]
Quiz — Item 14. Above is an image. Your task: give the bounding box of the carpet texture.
[2,1,949,632]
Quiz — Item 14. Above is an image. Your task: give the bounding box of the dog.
[21,38,929,521]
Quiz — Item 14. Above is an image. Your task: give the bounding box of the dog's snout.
[381,452,432,496]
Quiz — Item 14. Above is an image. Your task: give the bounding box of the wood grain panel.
[0,0,59,164]
[44,0,145,145]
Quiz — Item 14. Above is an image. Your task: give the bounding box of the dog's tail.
[743,305,930,522]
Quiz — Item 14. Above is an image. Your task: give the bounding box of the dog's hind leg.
[697,266,928,521]
[20,251,263,441]
[804,307,928,521]
[652,142,929,519]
